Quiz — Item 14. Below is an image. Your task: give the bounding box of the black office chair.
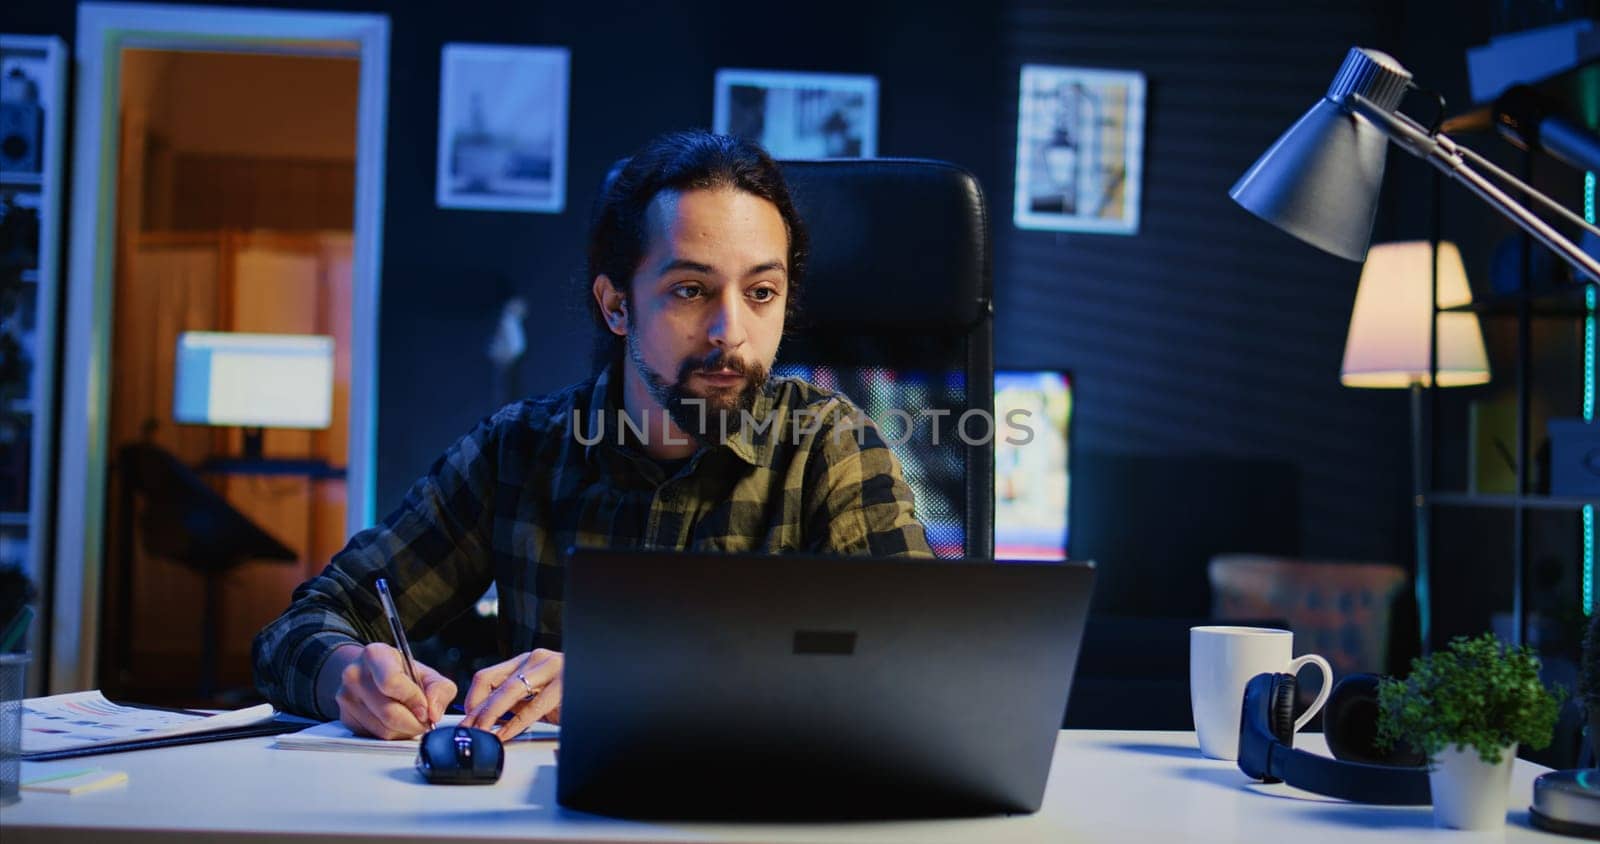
[118,442,298,701]
[776,159,994,558]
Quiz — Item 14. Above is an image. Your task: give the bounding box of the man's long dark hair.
[585,130,808,372]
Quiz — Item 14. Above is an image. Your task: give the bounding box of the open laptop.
[556,549,1095,819]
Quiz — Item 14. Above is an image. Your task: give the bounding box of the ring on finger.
[516,672,535,700]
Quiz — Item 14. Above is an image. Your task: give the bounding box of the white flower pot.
[1428,743,1516,830]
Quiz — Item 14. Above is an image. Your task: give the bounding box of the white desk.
[0,730,1560,843]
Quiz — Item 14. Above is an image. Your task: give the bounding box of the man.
[252,130,932,741]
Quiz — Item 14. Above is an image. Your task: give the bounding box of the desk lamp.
[1230,47,1600,279]
[1231,45,1600,837]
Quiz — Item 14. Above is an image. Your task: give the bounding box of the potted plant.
[1375,632,1563,830]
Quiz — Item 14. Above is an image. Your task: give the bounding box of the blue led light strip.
[1585,171,1594,615]
[1586,506,1595,617]
[1588,282,1596,423]
[1588,170,1596,228]
[1586,170,1595,423]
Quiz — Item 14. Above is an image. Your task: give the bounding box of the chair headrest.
[779,159,991,330]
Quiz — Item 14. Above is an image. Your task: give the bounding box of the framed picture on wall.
[436,43,569,213]
[713,69,877,158]
[1013,64,1146,235]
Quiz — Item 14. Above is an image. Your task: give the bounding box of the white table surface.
[0,730,1562,843]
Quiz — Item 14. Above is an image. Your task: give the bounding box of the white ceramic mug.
[1189,626,1332,761]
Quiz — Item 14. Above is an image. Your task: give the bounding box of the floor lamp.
[1339,240,1490,653]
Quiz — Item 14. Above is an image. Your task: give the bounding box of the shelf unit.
[1423,209,1598,651]
[0,35,67,691]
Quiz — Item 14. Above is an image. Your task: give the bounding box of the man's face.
[611,186,790,439]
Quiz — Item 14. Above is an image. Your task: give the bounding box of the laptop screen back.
[556,550,1094,819]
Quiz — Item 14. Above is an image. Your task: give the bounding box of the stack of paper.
[21,691,279,757]
[274,714,558,754]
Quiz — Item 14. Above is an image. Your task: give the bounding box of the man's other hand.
[460,648,564,742]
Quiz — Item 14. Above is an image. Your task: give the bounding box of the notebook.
[274,714,558,754]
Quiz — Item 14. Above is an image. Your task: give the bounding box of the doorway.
[56,4,389,696]
[106,48,358,703]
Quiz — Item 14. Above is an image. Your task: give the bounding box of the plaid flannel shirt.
[252,364,932,718]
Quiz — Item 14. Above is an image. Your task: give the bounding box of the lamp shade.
[1229,48,1413,262]
[1340,241,1491,388]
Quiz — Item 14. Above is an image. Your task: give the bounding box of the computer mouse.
[416,725,504,785]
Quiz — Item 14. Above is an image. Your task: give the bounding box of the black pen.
[375,577,433,731]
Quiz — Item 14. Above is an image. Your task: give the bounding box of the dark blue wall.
[13,0,1575,635]
[997,1,1410,606]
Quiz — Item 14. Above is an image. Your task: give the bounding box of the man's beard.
[626,330,770,444]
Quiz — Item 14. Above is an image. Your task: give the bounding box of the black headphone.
[1236,671,1432,805]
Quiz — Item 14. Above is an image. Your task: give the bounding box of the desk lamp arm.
[1348,91,1600,286]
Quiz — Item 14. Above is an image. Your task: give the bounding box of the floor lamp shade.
[1340,241,1491,388]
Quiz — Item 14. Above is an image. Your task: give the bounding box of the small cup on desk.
[1189,626,1331,761]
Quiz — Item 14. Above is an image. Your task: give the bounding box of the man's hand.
[331,642,457,740]
[460,648,564,742]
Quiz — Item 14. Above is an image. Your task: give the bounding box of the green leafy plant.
[1375,632,1564,765]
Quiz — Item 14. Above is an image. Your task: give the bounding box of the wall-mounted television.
[173,331,335,432]
[994,369,1072,561]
